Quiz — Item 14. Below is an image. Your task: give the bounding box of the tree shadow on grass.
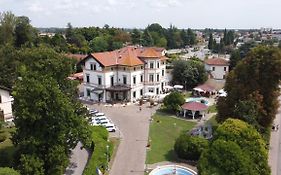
[164,149,178,162]
[0,145,17,167]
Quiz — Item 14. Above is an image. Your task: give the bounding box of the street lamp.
[106,145,109,171]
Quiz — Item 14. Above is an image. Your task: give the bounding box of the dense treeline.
[0,11,198,55]
[208,29,235,54]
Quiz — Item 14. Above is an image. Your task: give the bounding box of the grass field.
[146,112,196,164]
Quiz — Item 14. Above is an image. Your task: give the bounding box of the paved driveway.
[90,103,157,175]
[269,96,281,175]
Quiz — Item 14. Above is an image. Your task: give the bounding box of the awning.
[106,85,131,92]
[174,85,183,89]
[181,102,208,111]
[91,88,104,94]
[193,87,204,92]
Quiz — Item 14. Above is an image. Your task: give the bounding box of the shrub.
[163,92,185,112]
[83,126,113,175]
[0,167,20,175]
[174,134,208,161]
[0,133,7,142]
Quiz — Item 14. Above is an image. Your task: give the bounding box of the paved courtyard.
[87,103,158,175]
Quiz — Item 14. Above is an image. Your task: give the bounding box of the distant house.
[81,46,168,102]
[204,58,229,80]
[0,86,13,122]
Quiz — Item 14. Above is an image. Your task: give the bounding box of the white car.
[89,109,98,115]
[94,112,105,117]
[99,119,112,126]
[104,123,116,132]
[90,120,101,126]
[93,116,108,121]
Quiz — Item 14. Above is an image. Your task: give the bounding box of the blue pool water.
[149,165,197,175]
[186,97,208,105]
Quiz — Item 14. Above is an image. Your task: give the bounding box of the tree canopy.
[172,59,207,89]
[198,119,270,175]
[217,46,281,130]
[163,91,185,112]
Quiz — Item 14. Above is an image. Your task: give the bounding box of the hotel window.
[157,61,160,68]
[133,76,136,84]
[111,76,114,86]
[148,88,154,92]
[86,89,91,97]
[134,67,136,71]
[224,67,227,71]
[157,74,160,82]
[123,76,127,84]
[212,67,215,71]
[133,91,136,98]
[90,63,93,70]
[162,69,164,76]
[98,76,102,85]
[156,88,159,94]
[86,74,90,83]
[150,62,154,69]
[140,74,143,82]
[123,67,126,71]
[149,74,154,82]
[141,66,143,69]
[94,64,96,70]
[140,89,143,96]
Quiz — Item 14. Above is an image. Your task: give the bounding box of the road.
[269,96,281,175]
[91,103,157,175]
[65,142,90,175]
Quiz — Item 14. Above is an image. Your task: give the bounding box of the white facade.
[83,53,167,102]
[205,64,229,80]
[0,87,13,122]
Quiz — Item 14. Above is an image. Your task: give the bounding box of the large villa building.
[204,58,229,80]
[81,46,168,102]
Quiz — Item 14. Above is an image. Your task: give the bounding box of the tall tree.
[131,28,141,44]
[0,11,17,45]
[217,46,281,130]
[208,33,213,50]
[12,71,91,175]
[14,16,36,47]
[172,59,207,89]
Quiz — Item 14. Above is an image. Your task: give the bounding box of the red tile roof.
[181,102,208,111]
[86,46,166,67]
[194,84,216,92]
[205,58,229,66]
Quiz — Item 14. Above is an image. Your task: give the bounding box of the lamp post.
[106,145,109,171]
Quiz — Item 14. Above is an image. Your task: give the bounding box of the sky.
[0,0,280,29]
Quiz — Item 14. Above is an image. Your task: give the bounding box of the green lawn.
[146,112,196,164]
[207,104,217,113]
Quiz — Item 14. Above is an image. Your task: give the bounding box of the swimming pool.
[186,97,209,105]
[149,165,197,175]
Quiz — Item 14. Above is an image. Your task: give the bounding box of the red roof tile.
[181,102,208,111]
[205,58,229,66]
[86,46,165,67]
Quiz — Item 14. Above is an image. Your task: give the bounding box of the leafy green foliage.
[172,59,207,89]
[83,126,113,175]
[19,154,44,175]
[0,167,20,175]
[198,139,255,175]
[174,134,208,161]
[163,92,185,112]
[198,119,270,175]
[217,46,281,129]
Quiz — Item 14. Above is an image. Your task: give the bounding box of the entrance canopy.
[91,88,103,94]
[106,85,131,92]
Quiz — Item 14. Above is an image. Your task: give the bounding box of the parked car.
[99,119,112,126]
[93,116,109,122]
[90,120,101,126]
[104,123,116,132]
[89,109,98,115]
[94,112,105,117]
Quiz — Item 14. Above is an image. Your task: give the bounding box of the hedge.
[83,126,113,175]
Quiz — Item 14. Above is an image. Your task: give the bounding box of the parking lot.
[86,103,158,175]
